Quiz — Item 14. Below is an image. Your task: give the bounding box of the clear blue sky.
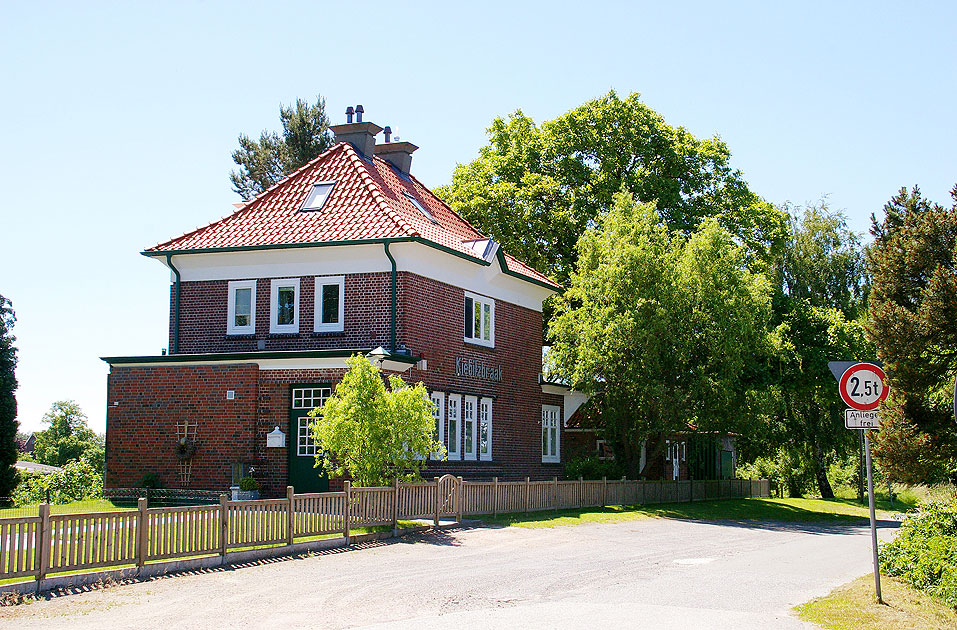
[1,1,955,434]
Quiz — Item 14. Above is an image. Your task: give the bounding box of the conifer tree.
[0,295,20,497]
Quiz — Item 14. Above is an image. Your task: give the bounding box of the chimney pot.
[384,126,392,143]
[345,106,354,123]
[355,104,364,122]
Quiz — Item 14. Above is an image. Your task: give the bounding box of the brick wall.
[170,273,393,354]
[105,364,259,490]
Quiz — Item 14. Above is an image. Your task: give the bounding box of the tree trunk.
[813,442,834,499]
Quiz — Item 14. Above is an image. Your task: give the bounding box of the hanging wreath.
[175,437,198,460]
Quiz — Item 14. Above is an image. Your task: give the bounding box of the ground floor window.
[479,397,492,460]
[542,405,560,463]
[430,392,445,459]
[463,396,477,460]
[447,394,461,460]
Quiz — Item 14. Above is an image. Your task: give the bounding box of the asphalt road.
[0,517,897,629]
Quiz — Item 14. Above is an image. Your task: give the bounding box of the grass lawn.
[477,497,901,529]
[796,574,957,630]
[0,499,133,519]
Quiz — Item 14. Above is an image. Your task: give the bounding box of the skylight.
[300,182,335,212]
[404,192,439,224]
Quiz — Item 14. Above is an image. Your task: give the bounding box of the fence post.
[456,477,463,523]
[433,479,440,527]
[219,494,228,559]
[578,476,583,508]
[689,477,693,503]
[552,477,558,511]
[343,481,351,544]
[524,477,531,513]
[137,497,149,568]
[601,477,607,508]
[286,486,295,547]
[392,478,399,532]
[37,503,50,584]
[748,478,753,499]
[493,477,499,517]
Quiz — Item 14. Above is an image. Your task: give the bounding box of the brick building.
[103,110,588,497]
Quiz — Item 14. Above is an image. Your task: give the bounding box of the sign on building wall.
[455,357,503,382]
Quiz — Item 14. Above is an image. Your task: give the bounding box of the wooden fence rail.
[0,477,770,586]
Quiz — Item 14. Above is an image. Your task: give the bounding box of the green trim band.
[101,348,419,365]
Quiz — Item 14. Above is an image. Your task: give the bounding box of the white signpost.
[829,361,887,605]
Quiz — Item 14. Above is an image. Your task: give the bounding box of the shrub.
[879,495,957,608]
[13,459,103,505]
[138,472,162,489]
[238,476,260,491]
[563,455,623,481]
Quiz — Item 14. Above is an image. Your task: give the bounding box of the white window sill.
[314,324,344,333]
[542,457,561,464]
[464,337,495,348]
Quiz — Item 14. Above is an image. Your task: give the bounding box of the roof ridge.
[148,143,351,252]
[341,143,419,238]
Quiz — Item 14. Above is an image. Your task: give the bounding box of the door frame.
[288,383,332,493]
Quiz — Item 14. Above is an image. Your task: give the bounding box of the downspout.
[383,242,397,352]
[165,253,181,354]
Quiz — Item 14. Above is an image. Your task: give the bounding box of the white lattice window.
[430,392,445,459]
[297,416,318,457]
[292,387,331,410]
[463,396,477,461]
[542,405,560,463]
[447,394,461,461]
[227,280,257,335]
[270,278,300,334]
[479,397,492,461]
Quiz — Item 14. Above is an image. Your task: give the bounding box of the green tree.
[33,401,103,474]
[436,91,788,287]
[547,193,772,477]
[0,295,19,497]
[311,354,444,486]
[752,204,872,498]
[867,185,957,483]
[230,95,334,200]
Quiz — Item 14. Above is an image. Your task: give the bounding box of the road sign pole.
[863,431,883,604]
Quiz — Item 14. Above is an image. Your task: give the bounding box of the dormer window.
[404,192,438,224]
[301,182,336,212]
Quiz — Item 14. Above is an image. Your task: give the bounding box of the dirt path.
[0,518,897,629]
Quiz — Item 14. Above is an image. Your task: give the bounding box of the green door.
[721,450,734,480]
[288,385,331,493]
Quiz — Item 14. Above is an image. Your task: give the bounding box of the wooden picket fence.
[0,477,769,587]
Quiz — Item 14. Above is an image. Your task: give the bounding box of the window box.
[270,278,300,334]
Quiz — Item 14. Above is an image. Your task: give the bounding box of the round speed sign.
[839,363,888,411]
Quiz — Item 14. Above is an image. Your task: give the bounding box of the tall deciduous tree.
[0,295,19,497]
[436,91,788,287]
[33,401,103,474]
[230,96,334,201]
[759,204,871,497]
[547,193,772,477]
[868,185,957,483]
[311,354,444,486]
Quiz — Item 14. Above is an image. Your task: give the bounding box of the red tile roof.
[147,142,560,290]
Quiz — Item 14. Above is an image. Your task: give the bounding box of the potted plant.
[235,476,260,500]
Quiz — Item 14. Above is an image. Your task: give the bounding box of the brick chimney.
[330,104,382,158]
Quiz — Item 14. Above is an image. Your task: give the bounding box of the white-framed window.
[596,439,614,460]
[270,278,300,334]
[464,291,494,347]
[314,275,345,333]
[542,405,560,463]
[430,391,445,460]
[463,396,478,460]
[479,397,492,461]
[447,394,461,460]
[227,279,257,335]
[292,386,331,457]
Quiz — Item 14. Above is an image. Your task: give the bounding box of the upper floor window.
[314,275,345,333]
[464,292,494,347]
[227,280,257,335]
[270,278,300,334]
